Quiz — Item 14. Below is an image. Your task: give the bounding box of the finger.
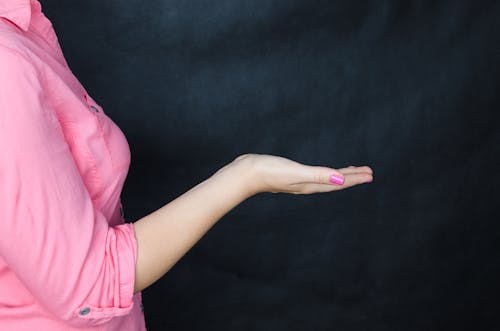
[337,166,373,175]
[341,172,373,188]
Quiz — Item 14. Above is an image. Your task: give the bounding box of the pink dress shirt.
[0,0,147,329]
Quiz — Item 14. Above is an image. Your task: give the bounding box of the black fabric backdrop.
[44,1,499,330]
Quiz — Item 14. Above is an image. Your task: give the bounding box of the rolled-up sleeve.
[0,46,138,327]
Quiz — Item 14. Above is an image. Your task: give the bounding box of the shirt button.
[90,105,99,113]
[79,307,91,315]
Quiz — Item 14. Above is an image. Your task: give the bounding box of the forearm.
[132,158,255,293]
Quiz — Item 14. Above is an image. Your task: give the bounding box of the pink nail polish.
[329,174,344,185]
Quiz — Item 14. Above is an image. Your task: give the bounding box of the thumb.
[306,165,344,186]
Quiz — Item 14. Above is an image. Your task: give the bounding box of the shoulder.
[0,31,45,109]
[0,18,40,72]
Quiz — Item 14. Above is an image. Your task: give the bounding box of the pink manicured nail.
[329,174,344,185]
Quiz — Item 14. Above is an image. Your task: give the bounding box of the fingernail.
[329,174,344,185]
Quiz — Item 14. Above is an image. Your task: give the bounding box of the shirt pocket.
[82,93,131,173]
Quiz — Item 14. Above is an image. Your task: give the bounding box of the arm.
[0,42,371,326]
[133,157,254,293]
[132,154,373,293]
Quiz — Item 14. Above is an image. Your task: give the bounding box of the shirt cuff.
[72,222,138,325]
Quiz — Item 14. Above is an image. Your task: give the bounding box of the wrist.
[222,154,261,198]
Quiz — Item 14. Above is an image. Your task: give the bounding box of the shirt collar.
[0,0,33,32]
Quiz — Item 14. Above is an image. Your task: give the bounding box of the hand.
[233,153,373,195]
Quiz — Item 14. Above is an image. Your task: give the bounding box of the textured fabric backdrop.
[44,1,499,330]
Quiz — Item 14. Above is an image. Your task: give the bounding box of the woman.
[0,0,373,330]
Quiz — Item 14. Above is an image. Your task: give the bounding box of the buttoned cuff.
[72,222,138,325]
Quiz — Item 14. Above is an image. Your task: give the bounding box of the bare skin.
[132,153,373,293]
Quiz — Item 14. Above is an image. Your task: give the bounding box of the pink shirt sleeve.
[0,46,138,327]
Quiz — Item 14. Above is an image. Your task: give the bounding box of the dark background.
[44,1,499,330]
